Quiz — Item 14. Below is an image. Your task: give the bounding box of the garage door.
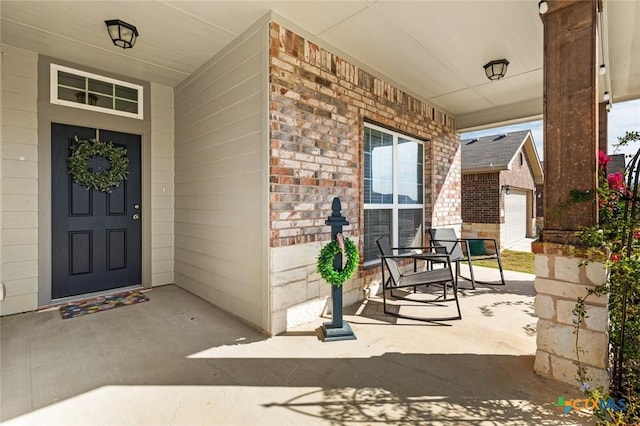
[504,190,528,245]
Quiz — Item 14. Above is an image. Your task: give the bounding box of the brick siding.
[269,22,460,250]
[462,172,500,223]
[502,150,536,193]
[462,148,537,225]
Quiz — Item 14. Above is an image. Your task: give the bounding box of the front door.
[51,123,142,299]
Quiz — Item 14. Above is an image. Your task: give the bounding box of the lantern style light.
[105,19,138,49]
[483,59,510,81]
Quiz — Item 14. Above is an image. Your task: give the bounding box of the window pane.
[364,127,393,204]
[58,87,83,103]
[116,99,138,113]
[52,64,143,119]
[364,209,391,263]
[94,94,114,110]
[115,85,138,101]
[398,209,423,248]
[397,138,423,204]
[58,71,84,90]
[89,78,113,95]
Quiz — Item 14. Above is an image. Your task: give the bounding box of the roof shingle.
[461,130,531,172]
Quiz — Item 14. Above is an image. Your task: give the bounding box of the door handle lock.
[132,213,140,220]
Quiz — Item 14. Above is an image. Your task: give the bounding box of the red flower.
[634,230,640,239]
[610,253,620,262]
[599,150,611,169]
[608,172,626,191]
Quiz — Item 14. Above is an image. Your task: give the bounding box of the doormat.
[59,291,149,319]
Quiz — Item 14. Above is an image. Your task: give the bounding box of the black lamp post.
[321,197,357,341]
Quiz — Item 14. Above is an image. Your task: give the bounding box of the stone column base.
[532,242,609,389]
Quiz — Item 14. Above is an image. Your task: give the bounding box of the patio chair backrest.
[376,236,401,285]
[428,228,464,261]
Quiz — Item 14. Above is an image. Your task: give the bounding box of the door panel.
[51,123,142,299]
[504,190,528,245]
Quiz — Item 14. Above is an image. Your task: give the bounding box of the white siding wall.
[0,45,39,315]
[150,83,175,286]
[174,23,268,330]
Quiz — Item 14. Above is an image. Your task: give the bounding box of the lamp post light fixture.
[483,59,509,81]
[105,19,139,49]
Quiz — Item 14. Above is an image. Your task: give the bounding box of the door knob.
[132,213,140,220]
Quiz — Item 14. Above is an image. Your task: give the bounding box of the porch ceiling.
[1,1,638,130]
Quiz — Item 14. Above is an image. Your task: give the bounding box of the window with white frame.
[50,64,143,119]
[363,123,424,264]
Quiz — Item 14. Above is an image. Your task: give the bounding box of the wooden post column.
[534,0,610,390]
[541,0,599,244]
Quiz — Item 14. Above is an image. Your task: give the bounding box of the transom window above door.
[50,64,143,119]
[363,122,425,264]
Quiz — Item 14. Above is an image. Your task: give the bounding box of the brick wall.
[269,22,459,247]
[462,148,537,226]
[268,22,460,333]
[462,172,500,223]
[430,139,462,228]
[502,149,536,194]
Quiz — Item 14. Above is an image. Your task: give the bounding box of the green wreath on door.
[68,136,128,193]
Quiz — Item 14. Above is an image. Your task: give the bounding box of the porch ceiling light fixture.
[105,19,138,49]
[483,59,509,81]
[538,0,549,14]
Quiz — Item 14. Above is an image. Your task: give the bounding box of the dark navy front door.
[51,123,142,299]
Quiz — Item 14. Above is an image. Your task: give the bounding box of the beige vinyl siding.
[0,45,39,315]
[174,20,268,330]
[0,47,2,305]
[150,83,175,286]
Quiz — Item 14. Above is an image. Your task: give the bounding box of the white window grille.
[363,122,425,264]
[50,64,143,120]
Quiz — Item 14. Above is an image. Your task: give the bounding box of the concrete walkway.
[1,268,592,425]
[503,237,537,253]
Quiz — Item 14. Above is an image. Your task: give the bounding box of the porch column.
[534,0,609,389]
[542,0,598,242]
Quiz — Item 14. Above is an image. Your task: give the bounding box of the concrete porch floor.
[1,267,592,425]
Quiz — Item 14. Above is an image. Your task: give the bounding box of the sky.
[460,99,640,161]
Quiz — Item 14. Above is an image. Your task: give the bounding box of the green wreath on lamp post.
[68,136,129,193]
[317,235,359,287]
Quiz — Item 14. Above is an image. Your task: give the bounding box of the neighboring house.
[0,16,461,335]
[460,131,543,248]
[608,153,626,174]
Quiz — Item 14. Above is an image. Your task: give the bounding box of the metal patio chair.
[427,228,505,289]
[376,236,461,322]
